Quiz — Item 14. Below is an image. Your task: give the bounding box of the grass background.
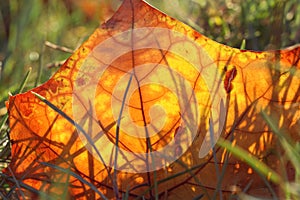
[0,0,300,198]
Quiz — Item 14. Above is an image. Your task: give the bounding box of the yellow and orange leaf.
[4,0,300,199]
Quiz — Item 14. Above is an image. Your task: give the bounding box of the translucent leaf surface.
[4,0,300,199]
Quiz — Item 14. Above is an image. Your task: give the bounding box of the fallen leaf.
[4,0,300,199]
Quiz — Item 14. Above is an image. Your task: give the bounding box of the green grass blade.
[17,67,32,94]
[216,138,282,184]
[1,67,31,131]
[0,114,8,133]
[261,110,300,170]
[7,167,25,200]
[240,39,246,50]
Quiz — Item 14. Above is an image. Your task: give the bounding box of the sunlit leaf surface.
[4,0,300,199]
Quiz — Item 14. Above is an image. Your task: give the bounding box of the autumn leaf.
[4,0,300,199]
